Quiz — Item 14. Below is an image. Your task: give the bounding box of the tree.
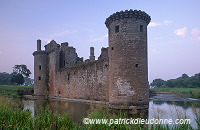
[151,73,200,88]
[181,73,189,78]
[13,64,31,78]
[11,73,24,85]
[0,72,13,85]
[11,64,32,85]
[150,78,165,88]
[164,80,173,88]
[24,77,34,86]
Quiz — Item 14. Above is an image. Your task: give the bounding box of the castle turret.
[105,10,151,109]
[33,39,48,95]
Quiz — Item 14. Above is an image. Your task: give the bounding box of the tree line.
[150,73,200,88]
[0,65,33,86]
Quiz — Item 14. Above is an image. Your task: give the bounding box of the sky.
[0,0,200,82]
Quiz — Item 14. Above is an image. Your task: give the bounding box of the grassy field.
[151,88,200,98]
[0,85,33,98]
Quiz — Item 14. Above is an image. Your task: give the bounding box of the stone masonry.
[33,9,151,109]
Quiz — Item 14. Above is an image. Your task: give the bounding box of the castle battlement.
[105,9,151,27]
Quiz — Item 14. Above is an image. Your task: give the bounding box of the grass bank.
[0,85,33,98]
[151,88,200,98]
[0,96,199,130]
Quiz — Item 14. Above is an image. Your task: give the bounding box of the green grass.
[0,85,33,98]
[0,96,199,130]
[151,88,200,98]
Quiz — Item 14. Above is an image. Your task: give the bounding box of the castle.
[33,9,151,109]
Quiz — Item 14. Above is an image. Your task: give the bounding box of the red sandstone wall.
[48,50,60,96]
[50,59,109,101]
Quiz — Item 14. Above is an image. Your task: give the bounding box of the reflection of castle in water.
[23,99,199,128]
[23,99,149,123]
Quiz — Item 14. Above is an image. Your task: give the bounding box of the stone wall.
[48,59,109,101]
[48,51,56,96]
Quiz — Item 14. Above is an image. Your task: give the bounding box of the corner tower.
[105,10,151,109]
[33,39,48,95]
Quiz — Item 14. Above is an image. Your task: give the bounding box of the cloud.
[51,30,75,38]
[174,27,187,37]
[91,37,104,42]
[191,28,200,40]
[90,34,108,42]
[40,38,52,43]
[148,20,174,28]
[155,37,162,40]
[149,48,158,55]
[104,34,108,38]
[148,22,161,27]
[85,29,94,33]
[163,20,173,25]
[40,29,75,43]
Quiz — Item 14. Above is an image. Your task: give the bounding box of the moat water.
[22,94,200,129]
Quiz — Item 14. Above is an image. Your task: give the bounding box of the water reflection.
[49,101,91,122]
[23,97,200,128]
[149,101,200,129]
[22,99,92,123]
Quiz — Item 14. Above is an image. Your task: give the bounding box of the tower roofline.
[105,9,151,28]
[33,50,47,56]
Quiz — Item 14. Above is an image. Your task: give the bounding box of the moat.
[22,94,200,129]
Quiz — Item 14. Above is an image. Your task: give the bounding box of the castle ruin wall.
[49,59,109,101]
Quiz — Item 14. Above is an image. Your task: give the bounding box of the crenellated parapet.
[105,9,151,27]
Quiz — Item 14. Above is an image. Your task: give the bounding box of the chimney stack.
[89,47,95,61]
[37,39,41,51]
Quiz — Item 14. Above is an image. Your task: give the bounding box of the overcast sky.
[0,0,200,82]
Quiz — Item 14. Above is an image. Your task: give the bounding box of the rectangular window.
[38,76,41,80]
[63,60,65,66]
[39,65,41,70]
[115,25,119,33]
[68,73,70,81]
[140,25,143,32]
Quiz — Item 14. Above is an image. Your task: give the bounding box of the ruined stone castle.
[33,9,151,109]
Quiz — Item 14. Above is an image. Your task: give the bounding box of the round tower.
[105,10,151,109]
[33,39,48,95]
